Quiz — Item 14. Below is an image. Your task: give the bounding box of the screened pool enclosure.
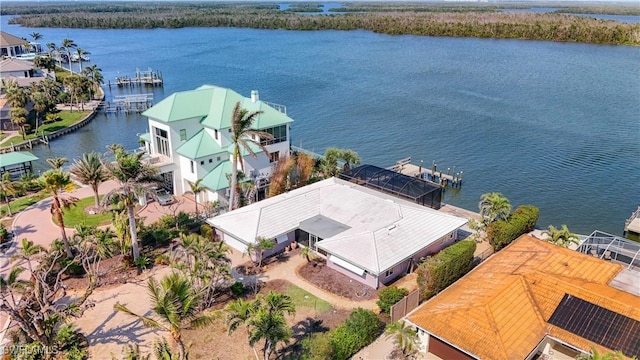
[339,165,443,210]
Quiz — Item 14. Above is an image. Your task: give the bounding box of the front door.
[162,171,174,193]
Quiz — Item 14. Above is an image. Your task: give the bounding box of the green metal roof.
[201,160,233,191]
[143,84,293,130]
[176,129,225,160]
[139,132,151,143]
[0,151,39,168]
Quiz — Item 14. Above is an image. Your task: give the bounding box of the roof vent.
[251,90,259,103]
[387,224,398,234]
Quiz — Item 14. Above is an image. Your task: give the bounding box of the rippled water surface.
[2,16,639,236]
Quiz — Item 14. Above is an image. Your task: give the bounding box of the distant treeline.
[4,2,640,46]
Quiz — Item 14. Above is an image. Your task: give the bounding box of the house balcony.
[140,152,173,168]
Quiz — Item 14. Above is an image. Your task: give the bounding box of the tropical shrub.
[487,205,539,251]
[330,308,383,360]
[230,281,244,296]
[417,240,476,300]
[301,332,334,360]
[376,286,408,314]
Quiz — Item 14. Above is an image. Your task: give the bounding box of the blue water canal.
[1,15,639,236]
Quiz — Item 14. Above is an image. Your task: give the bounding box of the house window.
[179,129,187,141]
[154,127,170,156]
[214,129,218,139]
[209,159,213,163]
[190,161,194,174]
[385,268,394,277]
[269,151,280,163]
[260,125,287,145]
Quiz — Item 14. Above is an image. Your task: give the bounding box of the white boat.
[70,53,90,62]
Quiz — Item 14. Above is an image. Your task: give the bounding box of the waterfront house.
[139,85,293,206]
[0,58,53,130]
[406,234,640,360]
[208,177,467,288]
[0,31,27,58]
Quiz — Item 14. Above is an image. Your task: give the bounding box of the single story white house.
[208,177,468,288]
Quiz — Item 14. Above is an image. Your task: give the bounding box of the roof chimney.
[251,90,259,103]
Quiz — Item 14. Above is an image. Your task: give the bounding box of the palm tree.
[543,224,579,248]
[61,38,76,73]
[46,42,56,57]
[46,157,68,170]
[478,192,511,225]
[226,291,295,360]
[320,148,342,178]
[186,179,206,216]
[102,145,159,261]
[70,152,109,209]
[114,272,216,360]
[4,79,29,137]
[577,347,626,360]
[38,168,76,258]
[75,47,90,73]
[340,149,360,171]
[384,321,419,358]
[251,291,296,360]
[228,101,273,211]
[82,64,103,99]
[29,90,48,134]
[30,32,42,42]
[0,172,20,217]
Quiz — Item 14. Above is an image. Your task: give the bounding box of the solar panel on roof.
[548,294,640,359]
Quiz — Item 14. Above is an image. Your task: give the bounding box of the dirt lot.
[296,259,379,301]
[63,255,142,291]
[184,279,351,360]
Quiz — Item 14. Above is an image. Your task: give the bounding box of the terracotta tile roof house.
[208,177,467,288]
[406,234,640,360]
[140,85,293,205]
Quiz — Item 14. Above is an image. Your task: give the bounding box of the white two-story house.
[139,84,293,206]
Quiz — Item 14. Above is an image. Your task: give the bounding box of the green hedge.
[301,308,383,360]
[487,205,539,251]
[417,240,476,301]
[376,286,409,314]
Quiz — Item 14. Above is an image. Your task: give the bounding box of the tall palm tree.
[4,79,29,137]
[384,321,419,358]
[543,224,579,248]
[38,168,76,258]
[478,192,511,225]
[0,172,20,217]
[102,145,159,261]
[82,64,103,99]
[228,101,273,211]
[46,42,56,57]
[186,179,206,216]
[61,38,76,73]
[29,90,48,134]
[29,32,42,53]
[70,152,109,209]
[75,48,90,73]
[114,272,216,360]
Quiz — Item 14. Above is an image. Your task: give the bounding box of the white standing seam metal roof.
[208,177,467,274]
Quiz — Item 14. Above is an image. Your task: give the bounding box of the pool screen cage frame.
[338,165,443,210]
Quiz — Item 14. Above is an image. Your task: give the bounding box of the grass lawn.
[286,284,333,313]
[0,193,48,217]
[56,196,112,227]
[0,110,90,146]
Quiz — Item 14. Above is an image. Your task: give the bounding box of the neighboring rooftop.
[208,177,467,275]
[0,151,39,168]
[407,235,640,360]
[0,58,34,72]
[0,31,26,47]
[142,84,293,130]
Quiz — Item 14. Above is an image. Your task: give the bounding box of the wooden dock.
[624,206,640,234]
[104,94,154,114]
[111,68,163,88]
[388,158,464,187]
